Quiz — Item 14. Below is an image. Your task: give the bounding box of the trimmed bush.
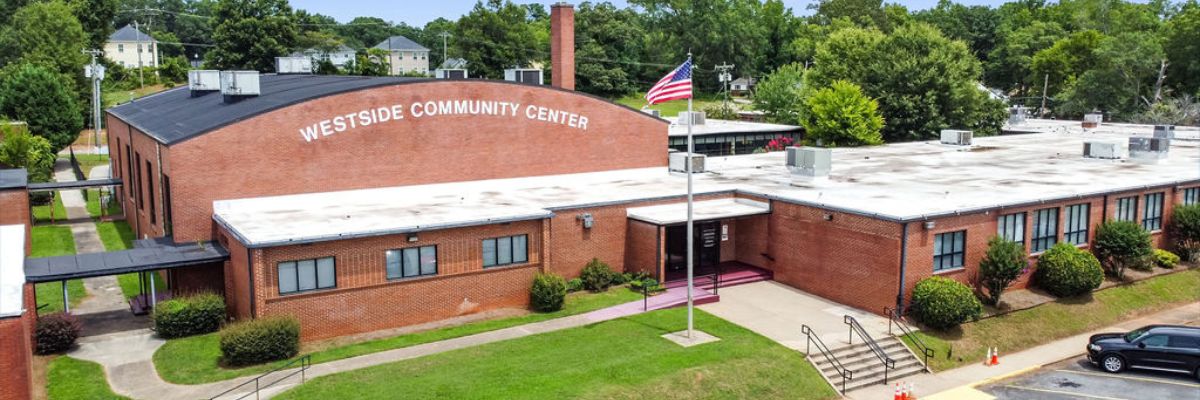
[978,236,1028,306]
[1035,243,1104,297]
[911,277,982,330]
[153,292,226,339]
[1094,220,1153,279]
[219,316,300,366]
[566,278,583,292]
[611,272,631,285]
[530,273,568,312]
[580,258,615,291]
[1169,204,1200,261]
[1153,249,1180,269]
[35,312,81,354]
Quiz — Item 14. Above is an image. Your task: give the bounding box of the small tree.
[977,236,1026,306]
[801,80,884,147]
[530,273,567,312]
[0,124,55,183]
[1093,220,1153,279]
[752,63,806,125]
[0,63,83,152]
[1169,204,1200,262]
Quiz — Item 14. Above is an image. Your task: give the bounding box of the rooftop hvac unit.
[1082,140,1123,159]
[677,111,706,126]
[1083,113,1103,128]
[187,70,221,96]
[1129,137,1170,161]
[786,146,831,178]
[644,109,661,118]
[275,56,313,74]
[220,71,261,102]
[1008,106,1027,125]
[940,129,973,146]
[668,151,706,173]
[504,68,543,85]
[1153,125,1175,139]
[435,69,468,79]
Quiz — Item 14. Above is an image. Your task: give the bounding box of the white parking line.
[1054,369,1200,388]
[1002,385,1127,400]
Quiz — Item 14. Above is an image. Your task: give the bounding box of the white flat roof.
[667,118,800,137]
[627,198,771,225]
[0,225,26,318]
[215,119,1200,247]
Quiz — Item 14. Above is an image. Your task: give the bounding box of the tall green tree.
[801,80,884,147]
[985,20,1065,94]
[0,123,55,183]
[0,1,89,84]
[204,0,298,72]
[336,17,400,49]
[1057,31,1166,118]
[914,0,1001,60]
[753,63,806,125]
[0,64,84,153]
[631,0,771,89]
[454,0,543,80]
[418,17,457,69]
[69,0,118,50]
[573,2,644,97]
[1030,29,1105,98]
[1164,2,1200,96]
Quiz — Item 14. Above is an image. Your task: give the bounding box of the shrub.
[1093,221,1153,279]
[580,258,615,291]
[1035,243,1104,297]
[219,316,300,367]
[977,236,1028,306]
[153,292,226,339]
[1169,204,1200,261]
[566,278,583,292]
[910,277,982,330]
[1153,249,1180,269]
[611,272,631,285]
[801,80,885,147]
[35,312,81,354]
[530,273,568,312]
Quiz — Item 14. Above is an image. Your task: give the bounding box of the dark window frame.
[482,234,529,268]
[146,160,155,225]
[1185,188,1200,205]
[1064,203,1090,245]
[997,212,1026,245]
[933,230,966,272]
[124,144,132,196]
[1031,207,1059,253]
[1115,196,1138,222]
[386,245,438,280]
[277,256,337,295]
[1142,192,1164,231]
[134,152,143,209]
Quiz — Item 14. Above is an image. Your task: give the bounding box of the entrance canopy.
[27,178,122,192]
[627,198,771,225]
[23,237,227,283]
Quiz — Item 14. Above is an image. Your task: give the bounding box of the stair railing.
[208,354,312,400]
[885,306,934,371]
[844,315,896,385]
[802,324,853,394]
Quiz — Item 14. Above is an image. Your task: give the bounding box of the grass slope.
[154,288,642,384]
[46,356,129,400]
[276,308,836,400]
[31,225,84,314]
[907,269,1200,371]
[73,154,110,177]
[85,189,123,219]
[31,195,67,224]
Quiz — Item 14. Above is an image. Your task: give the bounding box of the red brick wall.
[170,262,224,296]
[250,219,545,340]
[0,189,30,253]
[155,81,666,242]
[218,229,253,320]
[0,285,36,400]
[624,220,660,277]
[105,114,170,240]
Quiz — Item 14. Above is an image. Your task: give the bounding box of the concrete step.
[841,364,927,393]
[822,357,924,380]
[827,340,909,361]
[809,335,929,393]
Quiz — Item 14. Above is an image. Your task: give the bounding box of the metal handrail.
[802,324,854,394]
[209,354,312,400]
[844,315,896,385]
[885,306,934,371]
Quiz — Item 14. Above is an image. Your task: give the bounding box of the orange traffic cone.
[901,383,909,400]
[894,383,903,400]
[908,382,917,400]
[991,347,1000,365]
[984,347,993,366]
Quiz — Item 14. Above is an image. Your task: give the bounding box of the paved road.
[979,356,1200,400]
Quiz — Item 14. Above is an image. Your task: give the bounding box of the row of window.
[116,43,154,53]
[1114,193,1166,231]
[277,235,529,295]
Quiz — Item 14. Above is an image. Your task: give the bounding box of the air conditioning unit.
[504,68,543,85]
[668,151,706,173]
[435,69,468,79]
[1153,125,1175,139]
[1129,137,1170,161]
[275,56,313,74]
[187,70,220,95]
[940,129,973,146]
[1083,113,1103,128]
[1083,140,1122,159]
[786,146,831,178]
[677,111,706,125]
[1008,106,1027,125]
[220,71,261,102]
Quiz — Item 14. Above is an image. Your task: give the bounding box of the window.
[1143,192,1164,231]
[278,257,336,295]
[135,153,143,209]
[146,161,155,225]
[1140,335,1168,348]
[997,212,1025,244]
[1064,204,1090,245]
[125,145,132,196]
[137,43,143,52]
[386,246,437,279]
[1031,207,1059,253]
[1185,188,1200,205]
[483,234,528,268]
[933,231,965,271]
[1115,196,1137,222]
[118,44,124,53]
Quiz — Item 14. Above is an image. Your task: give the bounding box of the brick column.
[550,2,575,90]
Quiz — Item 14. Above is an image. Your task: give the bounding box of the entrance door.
[665,222,720,282]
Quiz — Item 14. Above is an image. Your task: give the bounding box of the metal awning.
[626,198,771,226]
[27,178,122,192]
[23,237,228,283]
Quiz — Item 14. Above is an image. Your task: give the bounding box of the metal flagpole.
[685,53,694,339]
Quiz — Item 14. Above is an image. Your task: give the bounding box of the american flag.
[645,58,693,105]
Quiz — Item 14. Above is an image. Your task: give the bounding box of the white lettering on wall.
[299,99,590,143]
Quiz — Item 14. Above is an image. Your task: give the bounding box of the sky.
[290,0,1012,26]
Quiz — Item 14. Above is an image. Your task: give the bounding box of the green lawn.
[32,194,67,224]
[614,92,724,117]
[276,308,836,400]
[73,154,110,177]
[96,220,161,299]
[85,189,123,218]
[102,84,166,108]
[30,225,84,314]
[46,356,129,400]
[154,288,644,384]
[905,269,1200,371]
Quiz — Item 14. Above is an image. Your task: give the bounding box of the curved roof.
[107,75,666,146]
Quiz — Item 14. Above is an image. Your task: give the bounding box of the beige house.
[373,36,429,76]
[105,25,158,69]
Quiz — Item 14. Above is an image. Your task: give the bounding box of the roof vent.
[504,68,543,85]
[435,69,468,79]
[677,111,706,126]
[644,109,661,118]
[219,71,260,103]
[940,129,973,146]
[1083,113,1103,129]
[187,70,220,97]
[786,146,831,179]
[1008,106,1027,125]
[1083,140,1123,159]
[668,151,706,174]
[1129,137,1170,162]
[1153,125,1175,139]
[275,56,313,74]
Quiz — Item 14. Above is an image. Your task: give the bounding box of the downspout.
[247,247,256,318]
[1101,194,1109,223]
[896,222,909,314]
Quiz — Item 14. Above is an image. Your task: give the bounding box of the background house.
[373,36,430,76]
[104,25,159,69]
[295,45,357,68]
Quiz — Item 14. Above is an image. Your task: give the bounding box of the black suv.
[1087,325,1200,380]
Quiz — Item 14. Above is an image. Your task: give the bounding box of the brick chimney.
[550,2,575,90]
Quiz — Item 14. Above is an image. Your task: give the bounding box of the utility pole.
[1039,73,1049,118]
[440,31,451,68]
[83,49,104,154]
[134,19,145,89]
[714,63,734,109]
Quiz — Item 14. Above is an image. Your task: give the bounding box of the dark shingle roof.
[373,36,429,51]
[0,169,27,189]
[109,25,155,42]
[107,74,419,145]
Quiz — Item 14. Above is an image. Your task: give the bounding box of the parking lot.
[978,356,1200,400]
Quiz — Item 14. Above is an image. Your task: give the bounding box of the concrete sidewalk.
[847,303,1200,400]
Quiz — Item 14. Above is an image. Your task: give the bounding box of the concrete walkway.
[847,303,1200,400]
[71,288,702,399]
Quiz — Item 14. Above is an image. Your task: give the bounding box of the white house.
[730,77,756,94]
[105,25,158,69]
[373,36,429,76]
[295,45,357,68]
